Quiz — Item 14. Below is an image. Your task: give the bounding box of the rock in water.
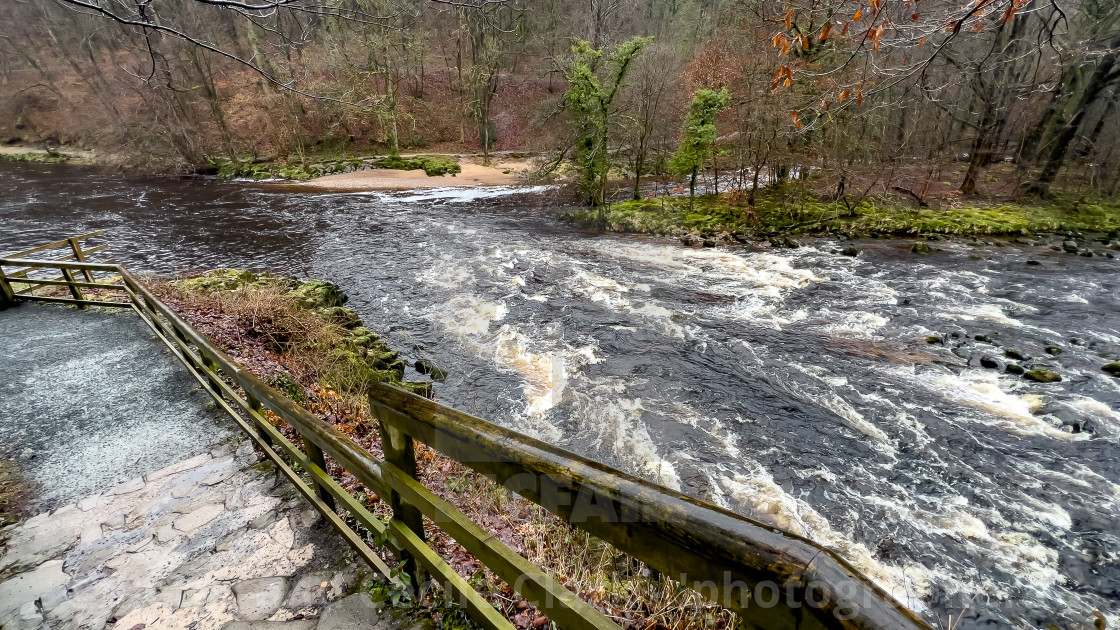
[910,241,932,254]
[415,360,448,382]
[1102,362,1120,377]
[1004,349,1026,361]
[1062,240,1079,253]
[1024,369,1061,383]
[1045,346,1063,355]
[1006,363,1025,375]
[841,246,860,257]
[980,356,999,369]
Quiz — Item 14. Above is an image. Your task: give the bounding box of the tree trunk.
[1030,52,1118,196]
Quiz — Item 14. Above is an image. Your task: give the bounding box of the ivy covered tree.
[669,87,730,204]
[563,36,653,209]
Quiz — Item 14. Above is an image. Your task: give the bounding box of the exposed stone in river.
[1024,369,1062,383]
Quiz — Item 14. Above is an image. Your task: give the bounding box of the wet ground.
[0,303,234,510]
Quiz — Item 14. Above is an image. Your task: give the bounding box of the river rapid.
[2,163,1118,629]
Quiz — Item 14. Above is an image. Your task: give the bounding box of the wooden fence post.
[303,440,337,513]
[0,267,15,309]
[373,401,427,591]
[247,395,275,448]
[68,237,96,283]
[60,265,85,306]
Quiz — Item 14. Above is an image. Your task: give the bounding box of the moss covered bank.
[562,191,1120,243]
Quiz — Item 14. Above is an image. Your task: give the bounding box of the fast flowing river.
[2,163,1117,629]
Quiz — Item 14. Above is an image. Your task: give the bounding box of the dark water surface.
[2,163,1118,628]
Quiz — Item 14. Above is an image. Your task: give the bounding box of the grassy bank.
[205,154,461,181]
[561,191,1120,242]
[157,270,734,630]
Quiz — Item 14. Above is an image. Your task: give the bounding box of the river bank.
[561,191,1120,246]
[0,145,97,165]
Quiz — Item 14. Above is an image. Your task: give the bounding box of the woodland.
[1,0,1119,207]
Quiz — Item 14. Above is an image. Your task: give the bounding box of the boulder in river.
[415,360,449,382]
[841,246,860,257]
[980,356,1000,369]
[1102,362,1120,377]
[910,241,933,254]
[1045,346,1063,355]
[1006,363,1025,375]
[1062,240,1079,253]
[1026,260,1041,266]
[925,336,942,345]
[1004,349,1026,361]
[1024,369,1062,383]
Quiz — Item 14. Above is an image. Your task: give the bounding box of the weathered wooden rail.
[0,236,932,630]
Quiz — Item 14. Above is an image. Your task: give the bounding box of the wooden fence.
[0,236,931,630]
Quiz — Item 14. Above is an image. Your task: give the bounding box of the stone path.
[0,305,424,630]
[0,438,421,630]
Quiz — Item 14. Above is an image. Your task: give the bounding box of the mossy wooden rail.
[0,237,931,630]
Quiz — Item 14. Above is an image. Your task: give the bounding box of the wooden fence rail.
[0,236,931,630]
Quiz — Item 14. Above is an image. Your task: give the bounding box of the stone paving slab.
[0,439,406,629]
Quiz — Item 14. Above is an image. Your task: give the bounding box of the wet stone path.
[0,305,413,629]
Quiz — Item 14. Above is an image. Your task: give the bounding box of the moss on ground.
[205,153,460,181]
[561,191,1120,240]
[169,269,431,399]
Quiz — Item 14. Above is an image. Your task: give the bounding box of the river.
[1,162,1117,629]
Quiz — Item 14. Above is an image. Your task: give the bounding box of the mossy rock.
[177,269,293,293]
[415,360,448,382]
[290,280,348,310]
[1024,369,1061,383]
[910,241,933,254]
[1006,363,1025,375]
[320,306,362,329]
[1102,362,1120,377]
[1044,346,1063,356]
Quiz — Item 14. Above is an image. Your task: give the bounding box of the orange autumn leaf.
[802,34,810,50]
[854,9,863,21]
[841,22,850,35]
[839,89,851,102]
[820,22,833,41]
[856,91,863,105]
[918,37,925,44]
[785,9,793,29]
